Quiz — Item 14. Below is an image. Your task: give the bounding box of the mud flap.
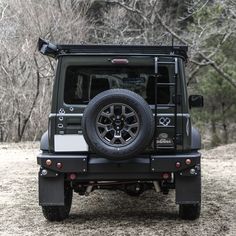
[39,172,65,206]
[175,172,201,204]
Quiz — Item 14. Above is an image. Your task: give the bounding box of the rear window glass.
[64,66,173,105]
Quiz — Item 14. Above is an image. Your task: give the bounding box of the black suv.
[37,38,203,221]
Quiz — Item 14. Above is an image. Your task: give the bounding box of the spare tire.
[82,89,154,160]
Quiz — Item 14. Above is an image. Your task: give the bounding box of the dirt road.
[0,142,235,236]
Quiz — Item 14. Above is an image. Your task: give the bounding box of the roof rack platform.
[38,38,188,60]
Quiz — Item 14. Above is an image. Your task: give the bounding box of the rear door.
[53,55,184,153]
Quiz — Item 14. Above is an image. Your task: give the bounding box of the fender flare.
[191,127,201,150]
[40,131,49,151]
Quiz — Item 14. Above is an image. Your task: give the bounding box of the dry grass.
[0,142,236,236]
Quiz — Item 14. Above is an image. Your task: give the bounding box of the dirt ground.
[0,142,236,236]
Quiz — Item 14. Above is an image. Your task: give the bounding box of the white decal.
[159,117,171,126]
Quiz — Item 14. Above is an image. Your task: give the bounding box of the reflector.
[69,173,77,180]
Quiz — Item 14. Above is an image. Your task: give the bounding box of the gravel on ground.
[0,142,235,236]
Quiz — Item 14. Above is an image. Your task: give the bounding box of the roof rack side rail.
[38,38,58,59]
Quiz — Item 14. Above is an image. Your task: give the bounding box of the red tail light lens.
[162,173,170,180]
[56,162,62,169]
[175,162,181,168]
[45,159,52,166]
[185,159,192,165]
[69,173,77,180]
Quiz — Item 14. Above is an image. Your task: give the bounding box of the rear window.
[64,66,173,105]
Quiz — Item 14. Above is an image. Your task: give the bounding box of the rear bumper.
[37,151,201,181]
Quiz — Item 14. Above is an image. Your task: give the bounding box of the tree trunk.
[210,105,221,147]
[221,102,228,144]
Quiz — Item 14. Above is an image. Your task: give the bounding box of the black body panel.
[38,153,87,173]
[38,152,200,179]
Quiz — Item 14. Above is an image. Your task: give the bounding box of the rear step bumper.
[37,152,201,181]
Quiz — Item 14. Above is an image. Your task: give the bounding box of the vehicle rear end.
[37,39,203,221]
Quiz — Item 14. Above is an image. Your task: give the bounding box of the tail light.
[185,159,192,165]
[175,162,181,168]
[45,159,52,166]
[162,173,170,180]
[56,162,62,169]
[69,173,77,180]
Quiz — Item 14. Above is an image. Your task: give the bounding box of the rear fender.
[40,131,49,151]
[191,127,201,150]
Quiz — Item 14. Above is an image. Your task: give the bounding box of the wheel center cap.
[113,119,124,130]
[115,120,121,126]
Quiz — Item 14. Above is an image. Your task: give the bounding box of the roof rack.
[38,38,188,60]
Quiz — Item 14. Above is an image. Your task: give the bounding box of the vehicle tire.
[179,203,201,220]
[42,185,73,221]
[82,89,154,160]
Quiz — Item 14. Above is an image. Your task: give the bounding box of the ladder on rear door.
[153,56,179,151]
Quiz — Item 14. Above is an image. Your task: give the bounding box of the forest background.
[0,0,235,148]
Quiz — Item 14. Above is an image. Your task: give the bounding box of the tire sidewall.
[82,89,154,159]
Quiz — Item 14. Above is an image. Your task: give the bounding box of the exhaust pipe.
[85,182,94,196]
[153,181,161,192]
